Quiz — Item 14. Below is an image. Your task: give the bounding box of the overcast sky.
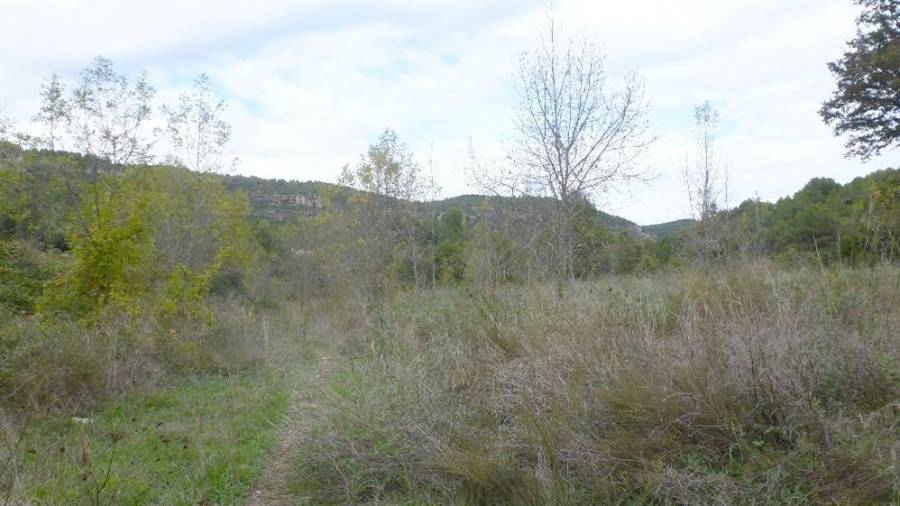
[2,0,898,225]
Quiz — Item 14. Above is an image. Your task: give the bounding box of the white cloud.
[1,0,897,224]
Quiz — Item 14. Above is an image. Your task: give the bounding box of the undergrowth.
[288,261,900,505]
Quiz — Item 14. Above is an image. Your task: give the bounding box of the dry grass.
[0,295,312,417]
[288,260,900,504]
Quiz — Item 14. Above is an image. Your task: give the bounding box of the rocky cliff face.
[243,191,323,221]
[221,175,337,222]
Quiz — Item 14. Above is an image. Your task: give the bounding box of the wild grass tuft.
[287,261,900,504]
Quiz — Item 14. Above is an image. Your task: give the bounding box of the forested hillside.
[723,169,900,262]
[224,175,643,235]
[657,168,900,264]
[642,218,695,238]
[225,168,900,268]
[2,139,898,321]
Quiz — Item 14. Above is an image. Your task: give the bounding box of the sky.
[1,0,898,225]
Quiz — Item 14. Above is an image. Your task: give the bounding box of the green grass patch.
[12,370,288,505]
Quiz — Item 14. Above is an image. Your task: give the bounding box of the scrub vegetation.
[0,1,898,503]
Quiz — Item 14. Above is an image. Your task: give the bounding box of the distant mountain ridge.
[413,194,643,233]
[641,219,696,238]
[6,143,894,249]
[0,142,680,235]
[222,175,651,234]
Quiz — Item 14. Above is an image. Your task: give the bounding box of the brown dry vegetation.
[0,299,274,416]
[288,261,899,505]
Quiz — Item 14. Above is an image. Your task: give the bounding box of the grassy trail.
[6,369,293,505]
[246,356,333,505]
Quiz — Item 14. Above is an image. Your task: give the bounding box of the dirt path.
[246,356,334,506]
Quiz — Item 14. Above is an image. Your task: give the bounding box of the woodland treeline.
[3,133,898,320]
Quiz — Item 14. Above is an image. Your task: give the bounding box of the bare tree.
[69,57,157,167]
[0,115,36,149]
[30,57,157,182]
[34,75,69,150]
[29,57,158,230]
[163,74,235,174]
[477,15,653,282]
[0,116,13,144]
[30,58,158,167]
[425,142,442,289]
[682,101,728,259]
[0,116,16,142]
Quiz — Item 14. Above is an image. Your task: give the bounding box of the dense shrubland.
[288,262,899,504]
